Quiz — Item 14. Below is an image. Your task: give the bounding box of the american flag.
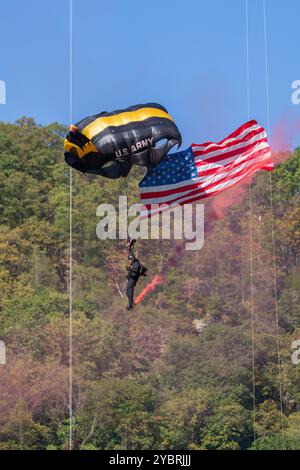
[139,120,273,218]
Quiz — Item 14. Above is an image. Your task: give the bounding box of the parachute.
[64,103,182,179]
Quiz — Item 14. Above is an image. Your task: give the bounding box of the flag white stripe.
[195,141,269,171]
[192,123,262,152]
[193,130,267,161]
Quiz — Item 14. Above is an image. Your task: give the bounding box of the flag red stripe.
[192,127,265,159]
[195,137,268,166]
[191,119,258,149]
[195,140,268,176]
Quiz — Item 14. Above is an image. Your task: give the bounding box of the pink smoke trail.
[135,273,165,305]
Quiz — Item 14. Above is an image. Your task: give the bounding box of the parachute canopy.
[64,103,182,179]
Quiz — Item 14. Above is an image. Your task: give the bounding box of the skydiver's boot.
[125,303,136,311]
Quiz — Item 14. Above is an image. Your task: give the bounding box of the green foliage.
[75,378,159,450]
[158,388,211,449]
[200,402,252,450]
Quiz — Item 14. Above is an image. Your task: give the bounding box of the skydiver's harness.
[126,241,147,282]
[127,260,148,282]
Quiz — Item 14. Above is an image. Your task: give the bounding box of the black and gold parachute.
[64,103,182,179]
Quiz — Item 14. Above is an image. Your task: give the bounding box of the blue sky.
[0,0,299,147]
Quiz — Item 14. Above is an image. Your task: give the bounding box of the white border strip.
[69,0,73,451]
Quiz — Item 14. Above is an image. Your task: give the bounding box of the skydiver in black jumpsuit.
[125,239,147,310]
[125,254,141,310]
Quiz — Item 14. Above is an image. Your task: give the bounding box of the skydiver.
[125,253,147,311]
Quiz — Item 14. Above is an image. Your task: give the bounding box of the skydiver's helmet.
[128,254,136,261]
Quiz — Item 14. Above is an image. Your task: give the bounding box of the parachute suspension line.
[245,0,256,442]
[290,264,295,327]
[123,176,128,200]
[122,175,129,211]
[245,0,250,120]
[68,0,74,451]
[262,0,285,447]
[120,174,129,241]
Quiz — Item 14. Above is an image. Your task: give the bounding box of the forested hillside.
[0,118,300,450]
